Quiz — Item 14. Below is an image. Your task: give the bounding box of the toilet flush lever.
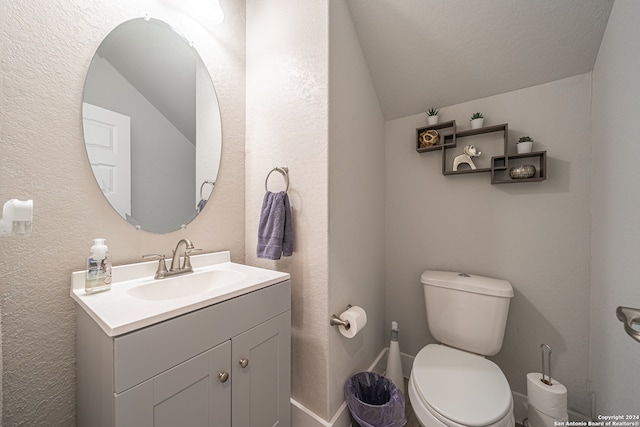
[616,306,640,343]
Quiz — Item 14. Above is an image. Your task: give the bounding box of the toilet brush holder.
[386,321,405,395]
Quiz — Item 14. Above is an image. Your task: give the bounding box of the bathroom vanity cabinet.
[76,280,291,427]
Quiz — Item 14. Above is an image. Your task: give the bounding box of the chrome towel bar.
[616,306,640,343]
[265,166,289,193]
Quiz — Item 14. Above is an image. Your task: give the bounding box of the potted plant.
[470,112,484,129]
[517,136,534,154]
[426,107,439,125]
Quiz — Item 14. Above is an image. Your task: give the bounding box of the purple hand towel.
[257,191,293,260]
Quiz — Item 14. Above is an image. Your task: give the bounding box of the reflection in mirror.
[82,18,221,233]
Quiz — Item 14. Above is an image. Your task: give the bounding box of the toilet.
[408,270,515,427]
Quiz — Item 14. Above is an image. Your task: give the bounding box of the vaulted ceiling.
[345,0,614,120]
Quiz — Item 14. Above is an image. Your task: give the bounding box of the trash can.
[344,372,406,427]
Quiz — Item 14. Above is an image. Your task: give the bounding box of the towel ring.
[200,180,215,200]
[265,166,289,193]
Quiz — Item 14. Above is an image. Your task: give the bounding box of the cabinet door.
[115,340,231,427]
[232,311,291,427]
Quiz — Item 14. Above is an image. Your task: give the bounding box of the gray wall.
[589,0,640,414]
[245,0,331,419]
[245,0,387,422]
[385,74,593,415]
[0,0,246,425]
[328,0,386,418]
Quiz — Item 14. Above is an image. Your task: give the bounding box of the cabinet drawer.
[114,280,290,393]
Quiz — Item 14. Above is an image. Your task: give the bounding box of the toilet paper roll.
[528,405,568,427]
[527,372,568,420]
[338,306,367,338]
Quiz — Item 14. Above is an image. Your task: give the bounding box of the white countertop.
[70,251,290,337]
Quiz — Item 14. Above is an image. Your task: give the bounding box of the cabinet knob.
[239,358,249,368]
[218,372,229,383]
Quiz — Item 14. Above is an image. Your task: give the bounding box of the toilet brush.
[385,321,405,396]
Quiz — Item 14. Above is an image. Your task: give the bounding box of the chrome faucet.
[143,238,200,279]
[170,238,195,273]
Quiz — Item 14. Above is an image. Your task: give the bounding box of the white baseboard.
[291,348,388,427]
[291,399,351,427]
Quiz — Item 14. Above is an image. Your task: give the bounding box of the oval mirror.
[82,17,221,233]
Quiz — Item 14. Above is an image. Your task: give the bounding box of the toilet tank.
[421,270,514,356]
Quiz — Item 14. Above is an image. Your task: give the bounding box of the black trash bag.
[344,372,406,427]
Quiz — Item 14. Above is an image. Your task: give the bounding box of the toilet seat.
[410,344,513,427]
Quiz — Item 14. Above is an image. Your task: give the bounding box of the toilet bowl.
[408,344,514,427]
[410,271,515,427]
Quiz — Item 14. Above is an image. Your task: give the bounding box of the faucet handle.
[142,254,168,279]
[183,248,203,270]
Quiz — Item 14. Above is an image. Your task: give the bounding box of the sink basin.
[127,269,247,301]
[70,251,291,336]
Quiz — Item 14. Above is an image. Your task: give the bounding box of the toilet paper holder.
[540,344,553,385]
[330,305,352,330]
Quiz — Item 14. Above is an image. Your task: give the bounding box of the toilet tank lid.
[421,270,514,298]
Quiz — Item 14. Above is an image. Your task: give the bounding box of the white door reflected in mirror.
[82,103,131,219]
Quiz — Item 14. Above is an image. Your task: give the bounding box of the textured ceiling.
[345,0,614,120]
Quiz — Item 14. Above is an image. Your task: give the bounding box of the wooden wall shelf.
[442,123,508,176]
[491,151,547,184]
[416,121,456,153]
[416,120,547,185]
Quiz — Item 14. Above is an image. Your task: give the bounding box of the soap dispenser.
[85,238,112,294]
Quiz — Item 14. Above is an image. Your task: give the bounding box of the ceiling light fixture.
[210,0,224,25]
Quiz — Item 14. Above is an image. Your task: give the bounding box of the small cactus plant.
[518,136,533,143]
[427,107,439,116]
[470,112,484,120]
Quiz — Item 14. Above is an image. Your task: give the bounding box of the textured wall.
[246,1,388,421]
[385,74,593,415]
[0,0,246,425]
[327,0,386,419]
[245,0,331,419]
[590,0,640,414]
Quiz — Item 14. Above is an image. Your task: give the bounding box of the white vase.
[427,115,439,125]
[517,141,533,154]
[470,118,484,129]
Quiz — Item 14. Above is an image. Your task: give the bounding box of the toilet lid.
[412,344,512,427]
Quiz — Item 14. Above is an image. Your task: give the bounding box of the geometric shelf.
[416,120,456,153]
[442,123,508,175]
[491,151,547,184]
[416,120,547,185]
